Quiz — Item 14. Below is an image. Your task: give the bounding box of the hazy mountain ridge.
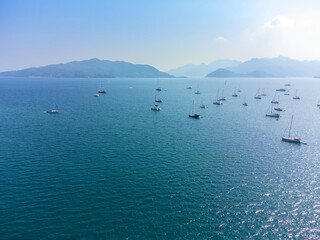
[206,68,274,78]
[166,60,241,77]
[0,58,174,78]
[228,56,320,77]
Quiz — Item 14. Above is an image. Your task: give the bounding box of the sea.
[1,77,320,239]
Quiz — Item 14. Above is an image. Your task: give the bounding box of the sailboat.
[218,89,227,101]
[274,95,284,111]
[155,95,163,103]
[213,89,223,105]
[293,90,300,100]
[266,103,280,118]
[200,97,206,108]
[98,81,107,93]
[271,92,279,104]
[189,100,201,118]
[317,100,320,107]
[254,88,262,99]
[242,96,248,106]
[187,86,192,89]
[232,88,239,97]
[282,116,302,143]
[261,89,267,96]
[47,103,59,113]
[151,105,161,111]
[194,85,200,94]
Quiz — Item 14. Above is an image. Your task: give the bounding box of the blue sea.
[1,77,320,239]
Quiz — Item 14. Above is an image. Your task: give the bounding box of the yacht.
[189,101,201,118]
[98,89,107,94]
[200,98,206,108]
[232,88,239,97]
[187,86,192,89]
[47,103,59,114]
[156,88,162,91]
[266,103,280,118]
[213,89,223,105]
[95,93,99,97]
[151,105,161,111]
[285,84,291,86]
[218,89,227,101]
[293,90,300,100]
[254,88,262,99]
[194,85,200,94]
[242,96,248,106]
[261,89,267,96]
[274,107,284,111]
[213,100,223,105]
[271,92,279,104]
[155,95,163,103]
[98,81,107,93]
[282,116,303,144]
[276,88,286,92]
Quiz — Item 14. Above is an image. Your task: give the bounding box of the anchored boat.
[282,116,303,144]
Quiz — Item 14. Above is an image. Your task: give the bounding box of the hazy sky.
[1,0,320,72]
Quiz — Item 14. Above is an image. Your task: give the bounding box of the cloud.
[215,36,226,42]
[264,15,294,29]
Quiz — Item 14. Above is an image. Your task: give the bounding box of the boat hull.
[189,114,200,119]
[266,114,280,118]
[282,137,302,143]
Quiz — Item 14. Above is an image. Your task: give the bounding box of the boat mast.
[217,89,219,100]
[192,100,194,115]
[288,115,293,137]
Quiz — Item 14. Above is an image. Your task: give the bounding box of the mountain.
[167,59,241,77]
[229,56,320,77]
[0,58,174,78]
[206,68,274,78]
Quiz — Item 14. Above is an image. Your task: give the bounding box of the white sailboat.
[200,97,206,108]
[47,103,59,113]
[293,89,300,100]
[242,96,248,106]
[261,88,267,96]
[218,89,227,101]
[232,88,239,97]
[155,95,163,103]
[194,85,200,94]
[254,88,262,99]
[213,89,223,105]
[266,103,280,118]
[271,92,279,104]
[282,116,303,143]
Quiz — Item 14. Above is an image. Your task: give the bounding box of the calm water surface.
[1,77,320,239]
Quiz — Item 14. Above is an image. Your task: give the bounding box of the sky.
[1,0,320,72]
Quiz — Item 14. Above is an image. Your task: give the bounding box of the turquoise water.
[1,77,320,239]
